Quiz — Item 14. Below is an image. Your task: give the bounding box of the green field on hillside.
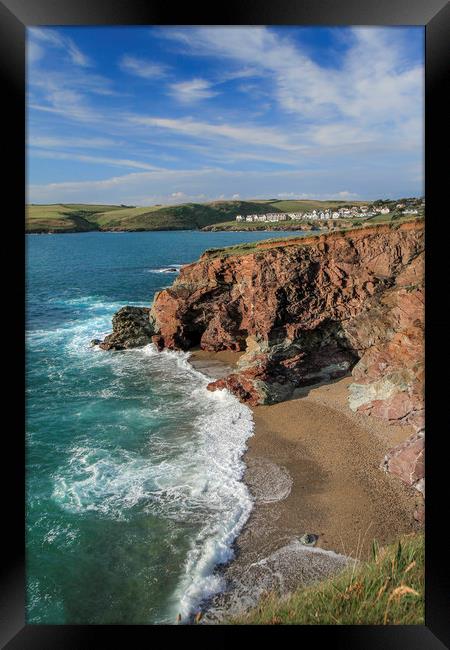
[269,199,366,212]
[25,204,118,232]
[26,200,284,233]
[25,199,423,233]
[230,533,424,625]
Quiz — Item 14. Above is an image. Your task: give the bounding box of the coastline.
[188,349,421,620]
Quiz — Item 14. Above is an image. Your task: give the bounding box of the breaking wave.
[30,296,254,622]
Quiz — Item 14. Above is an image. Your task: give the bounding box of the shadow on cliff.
[286,371,354,402]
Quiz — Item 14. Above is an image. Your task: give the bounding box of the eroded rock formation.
[151,220,424,418]
[150,220,425,492]
[102,220,425,492]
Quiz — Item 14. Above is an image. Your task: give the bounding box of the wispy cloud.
[161,27,423,148]
[30,149,164,171]
[27,26,424,203]
[27,40,44,65]
[119,55,168,79]
[28,68,118,123]
[28,136,118,149]
[128,115,306,151]
[28,165,408,206]
[169,78,217,103]
[28,27,91,67]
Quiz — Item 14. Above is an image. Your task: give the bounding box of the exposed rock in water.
[99,306,155,350]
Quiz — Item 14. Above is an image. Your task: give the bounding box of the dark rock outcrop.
[99,306,155,350]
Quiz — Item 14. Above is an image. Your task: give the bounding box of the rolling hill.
[26,198,416,233]
[26,200,285,233]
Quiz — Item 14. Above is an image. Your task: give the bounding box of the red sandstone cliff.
[150,220,425,492]
[98,221,424,492]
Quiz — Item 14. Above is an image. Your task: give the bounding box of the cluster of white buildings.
[235,205,391,223]
[395,202,421,215]
[236,212,290,223]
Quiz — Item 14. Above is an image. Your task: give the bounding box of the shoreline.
[188,349,421,621]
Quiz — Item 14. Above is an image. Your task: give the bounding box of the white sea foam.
[49,326,255,622]
[147,265,182,274]
[246,458,293,503]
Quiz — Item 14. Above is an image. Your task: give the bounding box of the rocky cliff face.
[151,222,423,415]
[149,220,424,492]
[100,221,425,492]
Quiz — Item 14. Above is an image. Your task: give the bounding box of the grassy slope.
[25,200,423,233]
[92,201,280,231]
[230,533,424,625]
[270,199,367,212]
[26,200,282,233]
[202,216,423,260]
[26,204,124,233]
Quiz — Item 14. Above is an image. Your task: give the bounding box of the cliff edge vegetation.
[231,533,424,625]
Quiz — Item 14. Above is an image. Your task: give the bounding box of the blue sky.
[27,26,424,205]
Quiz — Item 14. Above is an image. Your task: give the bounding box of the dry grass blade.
[389,585,419,599]
[384,584,420,624]
[404,561,416,574]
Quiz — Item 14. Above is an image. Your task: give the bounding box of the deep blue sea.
[26,229,304,624]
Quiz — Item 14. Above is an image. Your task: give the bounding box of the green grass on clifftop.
[202,216,424,260]
[230,533,424,625]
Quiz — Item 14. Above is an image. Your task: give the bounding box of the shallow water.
[26,229,306,624]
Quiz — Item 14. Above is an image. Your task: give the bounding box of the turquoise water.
[26,229,304,624]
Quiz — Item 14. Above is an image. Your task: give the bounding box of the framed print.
[1,0,449,646]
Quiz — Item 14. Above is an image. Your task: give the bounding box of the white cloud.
[28,69,117,123]
[28,136,118,149]
[335,191,358,198]
[28,27,90,67]
[119,55,168,79]
[27,41,43,65]
[29,165,408,206]
[26,26,424,203]
[162,27,423,149]
[128,115,305,151]
[30,149,164,171]
[29,91,96,123]
[169,78,217,103]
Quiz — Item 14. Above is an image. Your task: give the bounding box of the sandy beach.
[189,349,421,619]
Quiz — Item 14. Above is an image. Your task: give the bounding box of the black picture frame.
[2,0,449,646]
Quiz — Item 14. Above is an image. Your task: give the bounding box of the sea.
[26,229,304,624]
